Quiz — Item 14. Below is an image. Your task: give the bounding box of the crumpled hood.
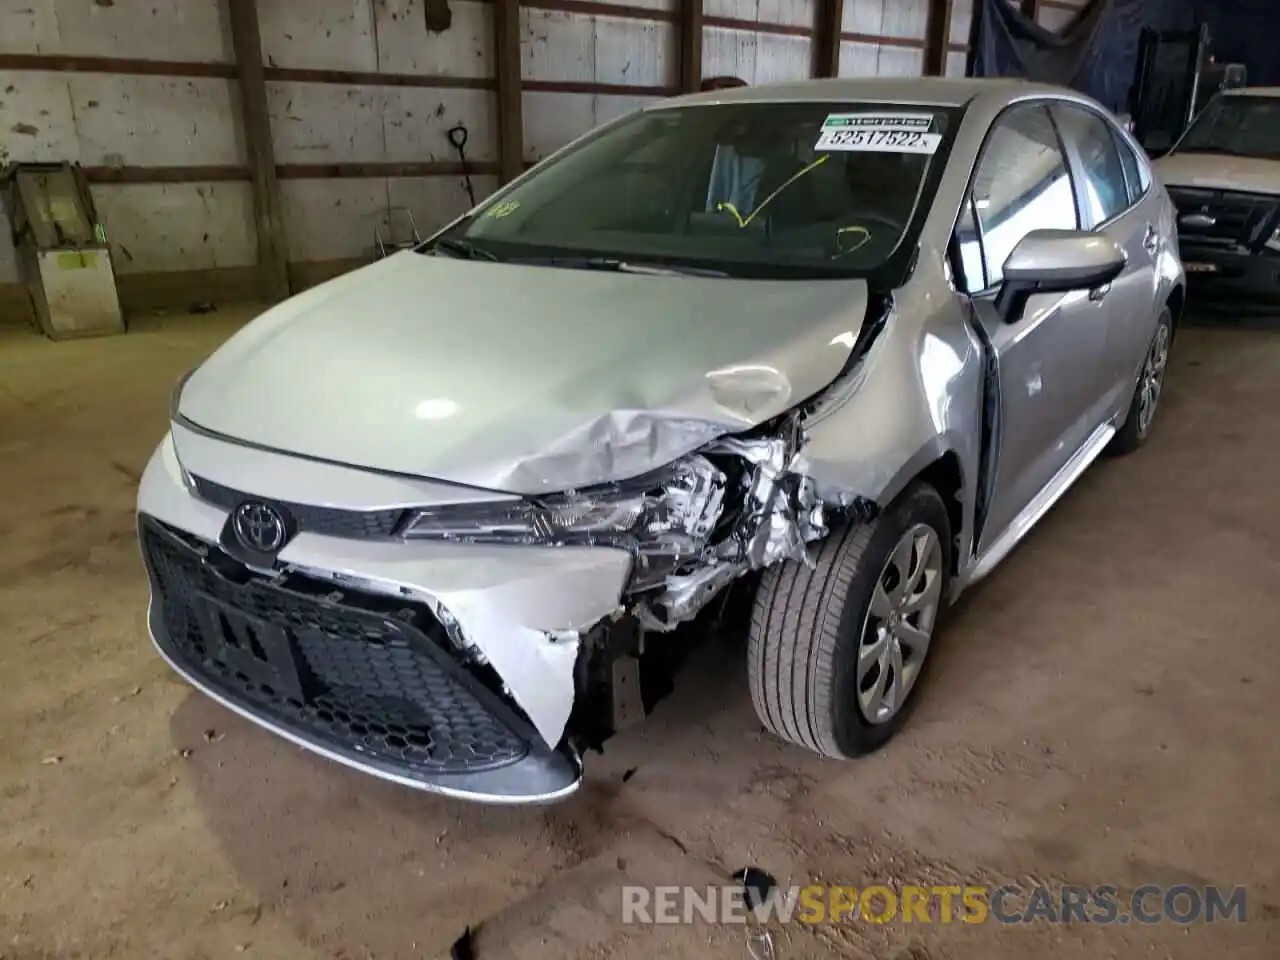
[1155,151,1280,196]
[179,251,869,494]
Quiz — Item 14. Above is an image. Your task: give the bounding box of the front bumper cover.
[141,514,583,804]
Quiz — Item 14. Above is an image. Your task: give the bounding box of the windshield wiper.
[430,237,501,261]
[509,256,728,277]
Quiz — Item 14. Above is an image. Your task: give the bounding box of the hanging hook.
[446,124,477,207]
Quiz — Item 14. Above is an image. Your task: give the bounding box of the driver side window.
[955,104,1079,294]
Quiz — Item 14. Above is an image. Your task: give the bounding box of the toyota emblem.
[233,501,287,553]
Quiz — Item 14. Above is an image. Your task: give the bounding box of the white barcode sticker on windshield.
[815,113,942,154]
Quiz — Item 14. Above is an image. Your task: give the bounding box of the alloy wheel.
[856,523,944,724]
[1137,321,1170,437]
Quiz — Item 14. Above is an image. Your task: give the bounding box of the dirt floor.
[1,304,1278,959]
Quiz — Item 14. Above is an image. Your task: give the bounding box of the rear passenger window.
[1112,128,1149,204]
[1055,105,1132,226]
[965,104,1078,291]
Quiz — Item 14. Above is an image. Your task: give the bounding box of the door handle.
[1143,224,1160,255]
[1089,283,1111,302]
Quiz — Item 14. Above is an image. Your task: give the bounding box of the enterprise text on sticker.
[816,113,943,154]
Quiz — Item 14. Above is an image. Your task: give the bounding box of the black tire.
[747,482,952,759]
[1108,307,1173,456]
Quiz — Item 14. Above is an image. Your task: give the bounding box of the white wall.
[259,0,498,264]
[0,0,247,286]
[1,0,977,301]
[520,1,677,161]
[703,0,814,85]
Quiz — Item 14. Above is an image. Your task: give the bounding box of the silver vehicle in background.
[138,78,1184,804]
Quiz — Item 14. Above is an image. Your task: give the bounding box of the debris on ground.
[450,925,476,960]
[731,866,778,911]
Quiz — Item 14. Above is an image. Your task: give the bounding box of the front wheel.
[747,483,951,759]
[1108,307,1172,456]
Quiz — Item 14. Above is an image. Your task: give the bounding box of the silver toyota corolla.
[138,78,1184,804]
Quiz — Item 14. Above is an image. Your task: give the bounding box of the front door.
[953,103,1111,552]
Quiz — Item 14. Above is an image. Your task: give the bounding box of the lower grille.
[141,517,531,774]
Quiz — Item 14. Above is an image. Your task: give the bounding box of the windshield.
[440,101,958,278]
[1175,95,1280,160]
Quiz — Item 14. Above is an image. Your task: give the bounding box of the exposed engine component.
[630,413,834,631]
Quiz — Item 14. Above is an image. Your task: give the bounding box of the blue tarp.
[970,0,1279,111]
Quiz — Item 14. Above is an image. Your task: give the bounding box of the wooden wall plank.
[812,0,843,78]
[923,0,954,77]
[679,0,704,92]
[226,0,290,300]
[494,0,524,182]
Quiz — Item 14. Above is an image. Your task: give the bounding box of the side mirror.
[995,229,1127,323]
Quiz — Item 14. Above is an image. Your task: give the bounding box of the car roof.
[1223,86,1280,98]
[659,77,1076,109]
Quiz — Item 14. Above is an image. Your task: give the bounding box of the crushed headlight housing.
[403,456,727,590]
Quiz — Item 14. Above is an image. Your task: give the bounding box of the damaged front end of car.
[401,298,891,767]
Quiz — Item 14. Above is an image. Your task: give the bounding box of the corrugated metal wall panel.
[591,0,676,11]
[950,0,973,47]
[0,70,81,162]
[70,75,246,168]
[257,0,497,268]
[522,90,657,160]
[702,27,813,84]
[838,41,926,78]
[705,0,817,29]
[375,1,493,77]
[91,183,257,274]
[520,9,673,86]
[381,89,498,163]
[280,174,496,261]
[259,0,377,71]
[519,2,674,163]
[0,0,232,62]
[844,0,928,42]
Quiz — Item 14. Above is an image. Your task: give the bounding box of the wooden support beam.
[226,0,290,302]
[494,0,524,182]
[1020,0,1041,20]
[923,0,953,77]
[812,0,844,78]
[678,0,703,93]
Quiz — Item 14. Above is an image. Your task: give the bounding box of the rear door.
[954,102,1111,551]
[1052,102,1161,417]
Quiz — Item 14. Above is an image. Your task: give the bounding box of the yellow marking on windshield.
[486,200,521,218]
[833,225,872,258]
[716,154,830,228]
